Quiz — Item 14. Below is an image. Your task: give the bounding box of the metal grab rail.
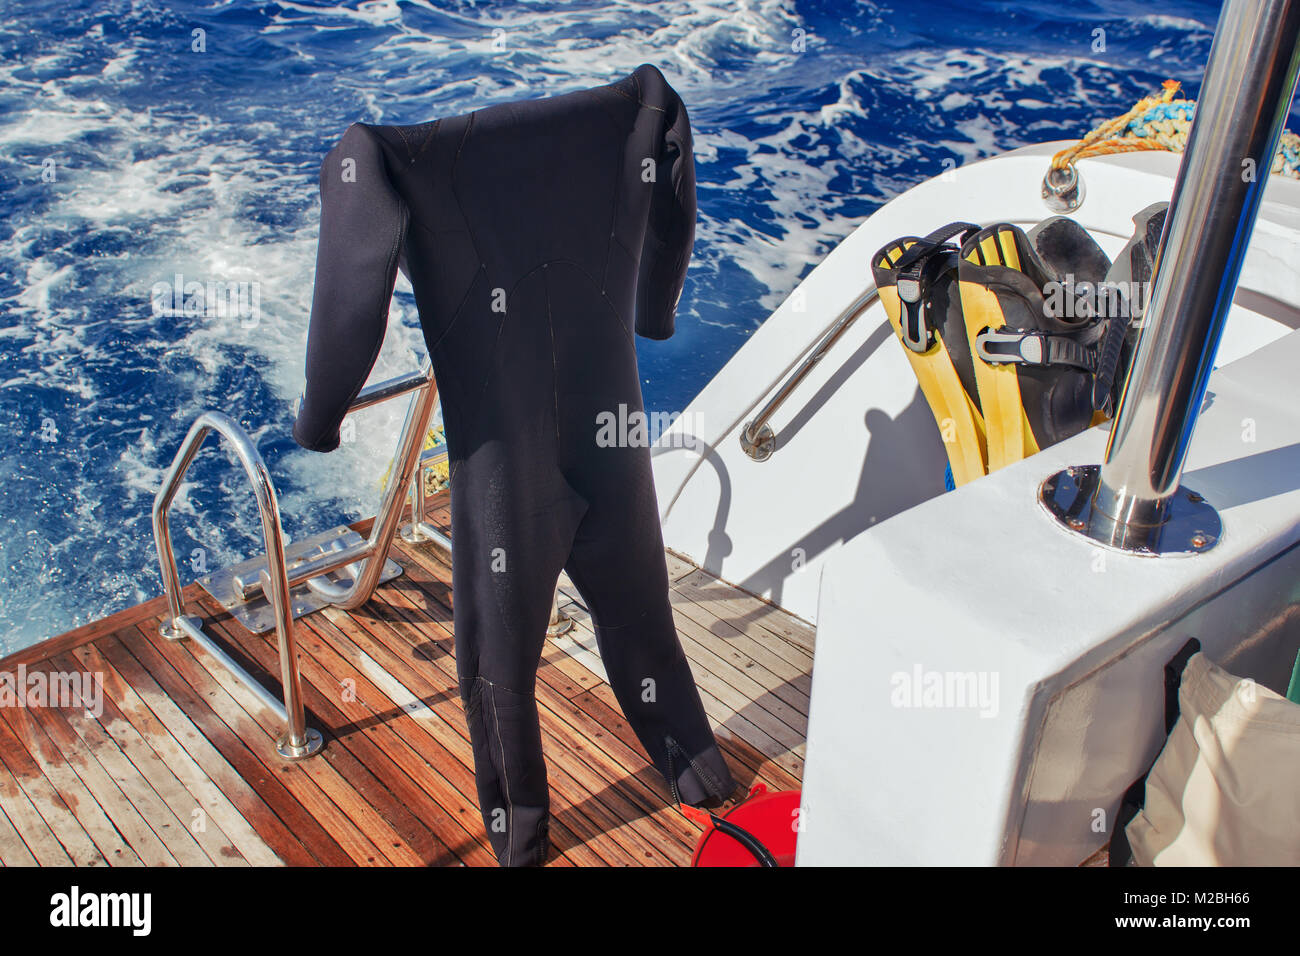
[152,363,441,759]
[152,411,323,759]
[402,444,450,547]
[739,286,879,461]
[294,364,443,609]
[228,365,448,606]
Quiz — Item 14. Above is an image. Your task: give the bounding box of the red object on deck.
[690,784,801,867]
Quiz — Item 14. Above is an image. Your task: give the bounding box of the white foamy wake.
[0,0,1221,649]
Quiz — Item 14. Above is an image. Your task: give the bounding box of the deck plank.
[289,612,500,866]
[553,599,806,781]
[34,666,214,867]
[0,715,108,866]
[668,586,814,697]
[0,798,38,866]
[135,613,412,866]
[47,650,244,867]
[0,703,142,866]
[96,631,313,865]
[1,489,812,867]
[562,584,808,739]
[69,642,275,868]
[109,629,350,866]
[0,744,74,866]
[20,676,181,866]
[192,591,474,867]
[72,641,281,866]
[672,569,817,663]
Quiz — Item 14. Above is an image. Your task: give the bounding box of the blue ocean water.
[0,0,1247,652]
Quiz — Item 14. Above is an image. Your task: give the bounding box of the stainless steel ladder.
[152,363,447,760]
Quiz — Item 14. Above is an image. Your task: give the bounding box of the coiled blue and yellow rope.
[1052,79,1300,179]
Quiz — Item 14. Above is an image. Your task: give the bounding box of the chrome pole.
[401,446,448,546]
[1042,0,1300,554]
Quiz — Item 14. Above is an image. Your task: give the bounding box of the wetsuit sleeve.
[635,87,697,341]
[293,123,408,453]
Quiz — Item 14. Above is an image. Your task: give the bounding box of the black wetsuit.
[292,63,736,865]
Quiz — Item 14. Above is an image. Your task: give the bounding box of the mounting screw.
[1190,532,1210,549]
[1067,517,1086,531]
[1187,491,1205,504]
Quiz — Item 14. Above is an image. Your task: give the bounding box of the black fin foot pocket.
[1026,216,1112,286]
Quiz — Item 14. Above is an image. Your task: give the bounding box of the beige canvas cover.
[1127,652,1300,866]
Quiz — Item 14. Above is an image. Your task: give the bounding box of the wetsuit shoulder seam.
[415,118,440,162]
[449,111,488,297]
[424,112,490,355]
[606,83,636,104]
[393,124,416,162]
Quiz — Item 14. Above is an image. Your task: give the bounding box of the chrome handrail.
[152,411,323,760]
[401,444,451,548]
[348,367,434,412]
[739,286,879,461]
[301,363,443,608]
[153,360,580,754]
[227,364,449,604]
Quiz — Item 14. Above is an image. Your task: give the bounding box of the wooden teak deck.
[0,490,813,867]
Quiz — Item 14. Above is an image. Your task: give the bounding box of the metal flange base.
[740,422,776,461]
[276,728,325,761]
[1039,465,1222,556]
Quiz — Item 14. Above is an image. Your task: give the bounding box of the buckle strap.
[896,254,951,353]
[975,326,1104,371]
[892,220,982,273]
[891,221,981,354]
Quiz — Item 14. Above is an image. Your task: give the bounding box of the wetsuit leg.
[449,453,587,867]
[442,264,591,867]
[545,259,736,809]
[562,460,737,808]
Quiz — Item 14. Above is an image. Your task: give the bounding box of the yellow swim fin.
[871,222,988,487]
